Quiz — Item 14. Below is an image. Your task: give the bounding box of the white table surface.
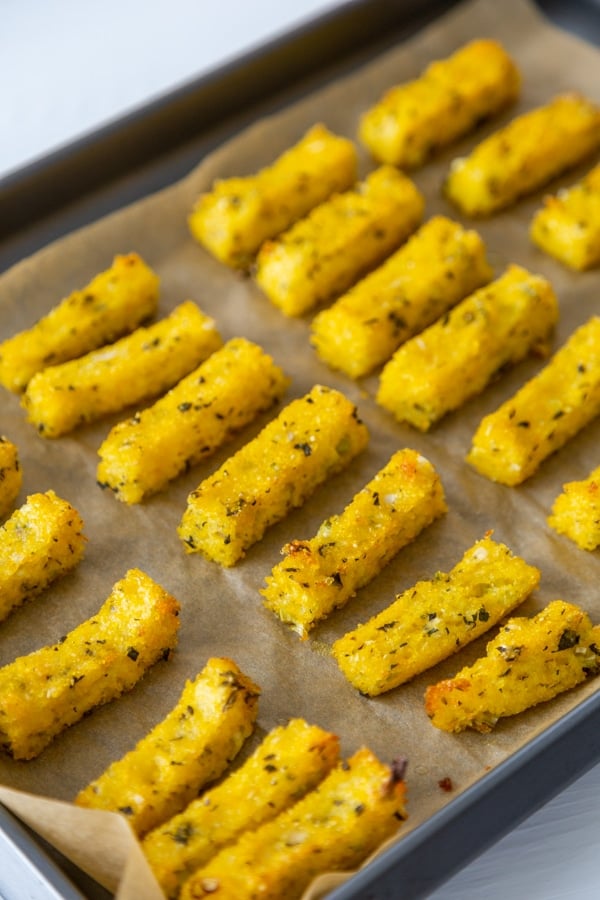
[2,1,600,898]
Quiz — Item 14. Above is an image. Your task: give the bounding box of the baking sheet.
[1,0,600,897]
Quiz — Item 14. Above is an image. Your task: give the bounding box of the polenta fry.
[0,436,21,520]
[0,490,86,624]
[262,449,446,638]
[548,464,600,551]
[189,124,358,268]
[143,718,340,899]
[22,301,222,438]
[467,316,600,485]
[0,253,160,393]
[0,568,180,760]
[97,337,289,504]
[178,385,369,567]
[376,264,558,431]
[179,748,407,900]
[359,39,520,168]
[444,92,600,216]
[75,657,259,837]
[530,163,600,271]
[425,600,600,733]
[310,215,493,379]
[254,166,424,317]
[332,534,540,696]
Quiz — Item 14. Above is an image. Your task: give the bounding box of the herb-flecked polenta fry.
[75,657,259,837]
[0,437,21,520]
[467,316,600,486]
[376,264,558,431]
[0,490,86,624]
[22,301,222,438]
[0,568,179,760]
[178,385,369,567]
[530,164,600,271]
[332,534,540,696]
[262,449,446,638]
[548,464,600,551]
[143,718,340,899]
[425,600,600,733]
[310,216,493,378]
[254,166,424,317]
[359,39,520,169]
[179,748,407,900]
[444,92,600,216]
[0,253,160,393]
[97,337,289,504]
[188,124,358,268]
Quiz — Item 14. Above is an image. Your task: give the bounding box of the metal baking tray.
[1,1,600,897]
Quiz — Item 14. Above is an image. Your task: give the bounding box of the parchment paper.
[1,0,599,896]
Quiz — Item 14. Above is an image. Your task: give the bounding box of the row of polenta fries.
[189,41,600,279]
[1,32,600,900]
[1,461,599,719]
[0,458,598,834]
[188,107,600,324]
[1,255,599,547]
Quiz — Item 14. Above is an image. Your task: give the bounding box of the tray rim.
[1,1,600,898]
[0,803,87,900]
[329,690,600,898]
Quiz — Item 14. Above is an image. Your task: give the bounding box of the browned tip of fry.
[424,678,471,718]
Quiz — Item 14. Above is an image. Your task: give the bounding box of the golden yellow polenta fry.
[189,124,358,268]
[444,92,600,216]
[467,316,600,486]
[97,337,289,504]
[262,449,446,638]
[21,301,222,438]
[425,600,600,733]
[0,490,86,624]
[0,568,180,759]
[179,748,407,900]
[0,436,22,520]
[530,163,600,270]
[254,166,424,317]
[333,534,540,696]
[178,385,369,567]
[0,253,160,393]
[143,718,340,899]
[75,657,259,837]
[377,264,558,431]
[310,215,493,379]
[548,464,600,551]
[359,39,520,168]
